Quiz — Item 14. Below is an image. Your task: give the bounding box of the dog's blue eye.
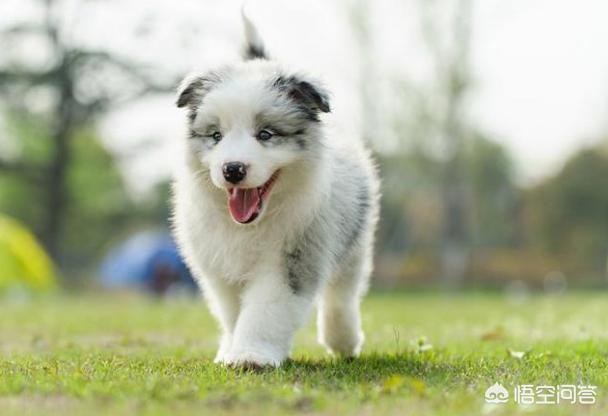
[212,132,222,141]
[258,130,273,141]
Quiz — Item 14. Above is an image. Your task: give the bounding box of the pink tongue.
[228,188,261,223]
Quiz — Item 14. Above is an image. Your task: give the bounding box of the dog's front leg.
[199,277,241,364]
[224,273,315,368]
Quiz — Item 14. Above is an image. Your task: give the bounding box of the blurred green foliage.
[377,134,518,259]
[466,134,519,248]
[526,147,608,277]
[0,112,168,277]
[376,135,608,287]
[0,113,49,229]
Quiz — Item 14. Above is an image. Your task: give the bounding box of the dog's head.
[176,15,331,225]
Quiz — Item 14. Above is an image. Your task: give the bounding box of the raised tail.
[241,8,267,60]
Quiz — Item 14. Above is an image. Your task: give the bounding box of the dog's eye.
[257,129,273,141]
[211,131,222,141]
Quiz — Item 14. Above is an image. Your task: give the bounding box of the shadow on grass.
[230,351,468,387]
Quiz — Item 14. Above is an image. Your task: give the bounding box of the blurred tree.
[526,147,608,278]
[466,134,519,247]
[63,127,135,267]
[0,111,171,276]
[375,134,517,269]
[0,112,50,231]
[349,0,376,146]
[377,149,442,254]
[0,0,176,261]
[418,0,474,285]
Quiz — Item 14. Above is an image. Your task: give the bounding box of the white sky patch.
[472,0,608,183]
[99,95,183,196]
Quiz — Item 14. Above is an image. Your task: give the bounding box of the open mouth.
[227,171,280,224]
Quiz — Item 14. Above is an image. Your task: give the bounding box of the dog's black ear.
[290,79,331,113]
[176,72,223,109]
[274,75,331,115]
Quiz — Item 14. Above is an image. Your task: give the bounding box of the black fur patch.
[283,228,325,295]
[176,72,225,110]
[176,78,204,109]
[344,182,371,253]
[294,136,307,150]
[244,43,267,60]
[331,157,373,259]
[272,75,331,122]
[254,109,312,149]
[188,129,201,140]
[285,247,304,293]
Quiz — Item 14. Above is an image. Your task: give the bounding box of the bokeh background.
[2,0,608,295]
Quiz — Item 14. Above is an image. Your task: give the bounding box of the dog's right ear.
[176,72,222,109]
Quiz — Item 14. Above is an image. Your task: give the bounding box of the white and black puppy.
[172,13,379,368]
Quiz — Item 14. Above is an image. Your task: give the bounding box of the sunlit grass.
[0,291,606,415]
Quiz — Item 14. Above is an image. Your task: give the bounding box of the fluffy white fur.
[172,15,379,368]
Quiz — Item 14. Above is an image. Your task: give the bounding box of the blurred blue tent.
[99,231,197,295]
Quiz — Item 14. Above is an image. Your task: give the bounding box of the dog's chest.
[182,208,283,282]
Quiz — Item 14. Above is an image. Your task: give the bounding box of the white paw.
[223,345,285,368]
[213,351,227,364]
[320,330,364,358]
[214,335,232,364]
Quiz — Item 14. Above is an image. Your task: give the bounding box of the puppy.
[172,12,379,367]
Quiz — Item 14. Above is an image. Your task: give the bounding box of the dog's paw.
[213,336,233,364]
[223,348,284,369]
[319,327,364,358]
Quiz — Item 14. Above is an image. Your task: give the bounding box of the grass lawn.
[0,291,606,415]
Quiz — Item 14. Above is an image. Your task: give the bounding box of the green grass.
[0,291,606,415]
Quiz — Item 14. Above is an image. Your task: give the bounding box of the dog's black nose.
[222,162,247,184]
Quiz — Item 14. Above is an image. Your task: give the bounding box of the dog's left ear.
[275,75,331,114]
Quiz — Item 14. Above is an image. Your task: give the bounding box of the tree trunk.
[440,152,470,286]
[439,0,472,286]
[43,56,73,260]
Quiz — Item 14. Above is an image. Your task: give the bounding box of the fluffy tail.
[242,8,267,60]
